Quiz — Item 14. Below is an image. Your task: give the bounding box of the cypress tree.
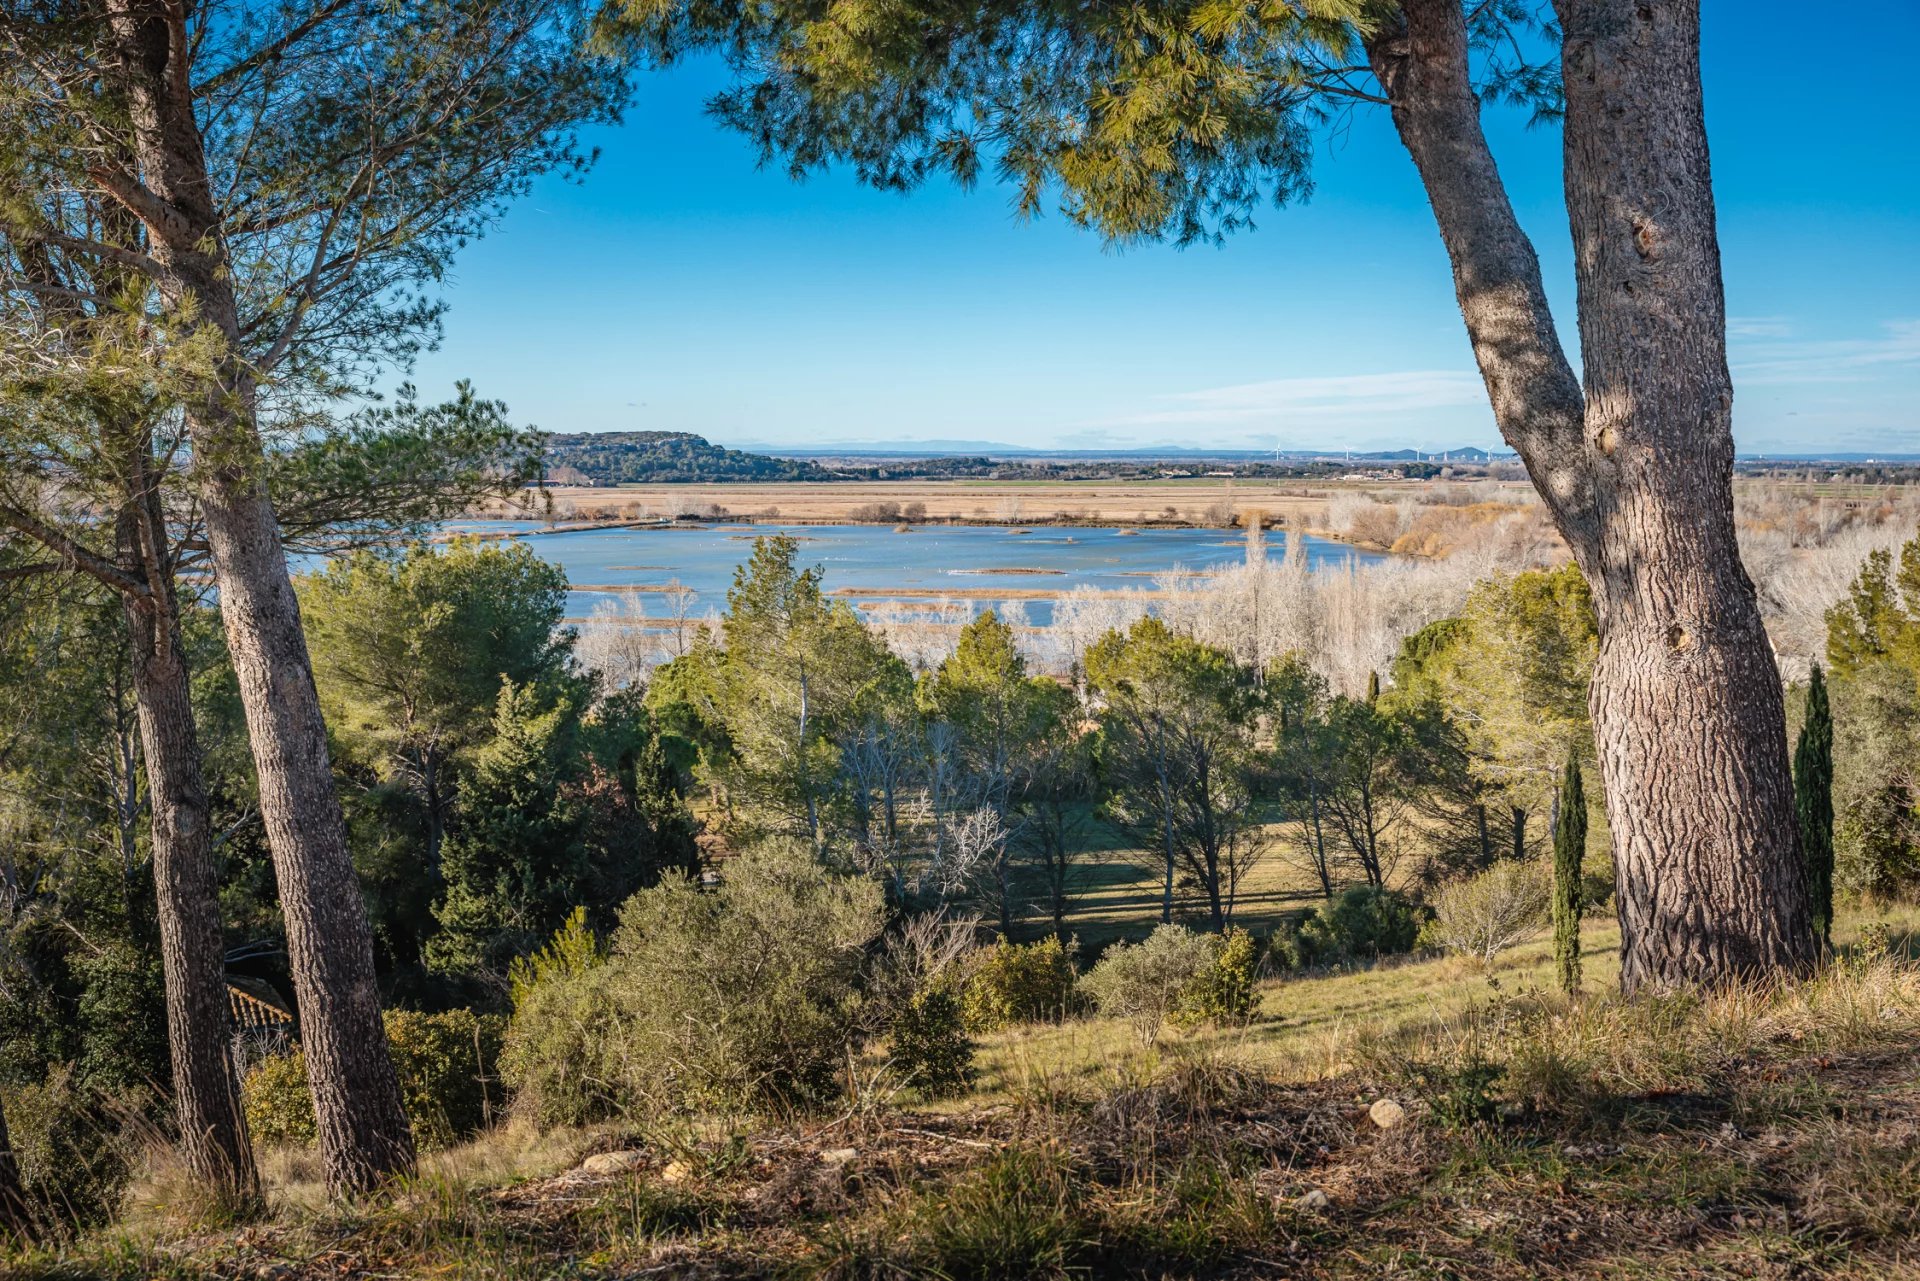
[1794,665,1835,951]
[1552,753,1588,995]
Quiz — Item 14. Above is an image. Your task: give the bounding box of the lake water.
[440,522,1382,626]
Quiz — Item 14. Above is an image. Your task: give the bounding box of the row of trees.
[638,535,1605,939]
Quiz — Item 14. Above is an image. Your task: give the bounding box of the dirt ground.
[59,1018,1920,1279]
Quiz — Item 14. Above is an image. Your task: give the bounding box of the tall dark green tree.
[716,536,906,853]
[302,537,575,878]
[1794,665,1835,952]
[429,684,584,979]
[1553,752,1587,995]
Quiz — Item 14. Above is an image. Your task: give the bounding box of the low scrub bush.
[817,1140,1277,1277]
[3,1065,146,1231]
[242,1009,505,1151]
[1405,1056,1506,1130]
[1175,928,1261,1028]
[851,1145,1085,1278]
[1423,860,1551,967]
[502,838,885,1125]
[241,1051,317,1147]
[1081,926,1254,1043]
[1281,886,1428,969]
[889,984,976,1098]
[960,936,1079,1031]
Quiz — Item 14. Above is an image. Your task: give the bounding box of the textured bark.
[104,1,415,1191]
[119,488,259,1204]
[1367,0,1814,989]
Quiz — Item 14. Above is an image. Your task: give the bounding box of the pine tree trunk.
[103,1,415,1192]
[120,503,259,1204]
[1556,0,1812,987]
[1367,0,1813,991]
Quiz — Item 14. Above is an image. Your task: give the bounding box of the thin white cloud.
[1732,319,1920,386]
[1099,369,1489,428]
[1727,315,1794,339]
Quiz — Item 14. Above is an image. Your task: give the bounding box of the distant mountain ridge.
[539,430,1523,485]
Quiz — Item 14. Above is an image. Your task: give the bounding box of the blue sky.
[406,2,1920,455]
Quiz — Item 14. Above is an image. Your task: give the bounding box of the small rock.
[1367,1098,1408,1130]
[660,1159,693,1184]
[820,1147,858,1166]
[1562,1142,1621,1159]
[1295,1188,1331,1213]
[1496,1102,1527,1123]
[580,1149,646,1175]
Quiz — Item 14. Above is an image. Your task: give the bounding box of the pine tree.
[1794,665,1835,951]
[1552,753,1588,995]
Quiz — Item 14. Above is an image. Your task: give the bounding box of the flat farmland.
[508,477,1478,526]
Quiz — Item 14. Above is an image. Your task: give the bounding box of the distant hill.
[543,432,843,484]
[539,429,1530,486]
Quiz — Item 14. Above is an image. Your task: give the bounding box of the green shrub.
[240,1050,316,1147]
[1081,925,1220,1043]
[70,941,168,1096]
[890,984,977,1098]
[1174,928,1260,1028]
[498,955,624,1129]
[508,904,603,1007]
[384,1008,506,1148]
[961,937,1079,1032]
[1282,886,1428,969]
[3,1065,144,1231]
[1407,1056,1506,1130]
[242,1009,504,1151]
[496,907,617,1128]
[502,838,885,1124]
